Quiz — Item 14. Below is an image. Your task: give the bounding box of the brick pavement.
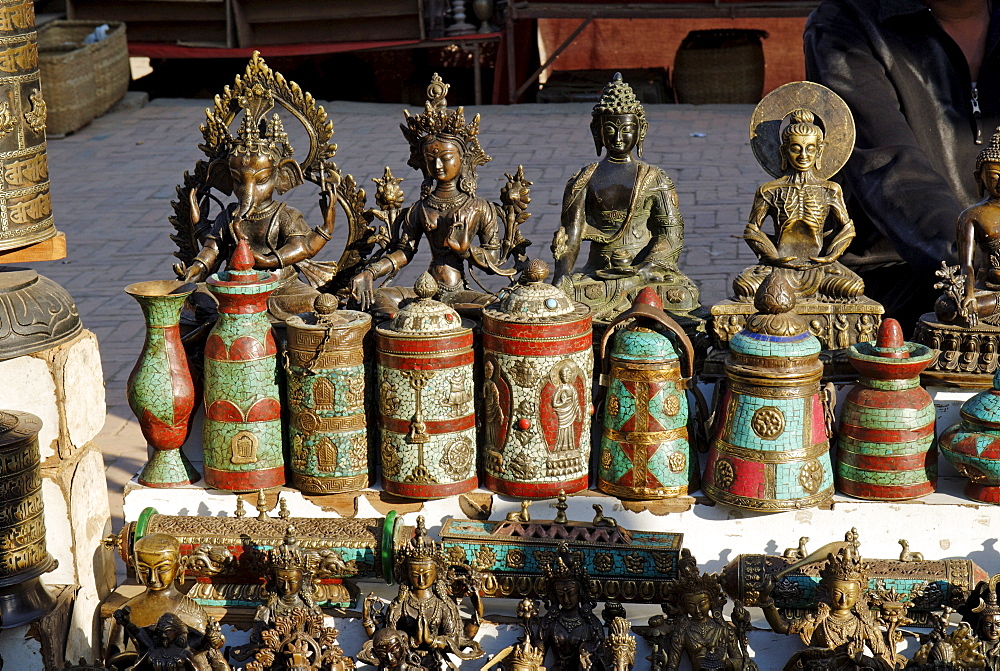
[36,97,762,527]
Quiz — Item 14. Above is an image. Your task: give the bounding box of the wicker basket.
[38,20,129,135]
[673,29,768,105]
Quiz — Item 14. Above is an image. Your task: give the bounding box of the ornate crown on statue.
[820,528,868,584]
[401,73,490,173]
[231,86,293,162]
[269,525,310,573]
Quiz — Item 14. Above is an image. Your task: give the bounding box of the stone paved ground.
[38,97,762,527]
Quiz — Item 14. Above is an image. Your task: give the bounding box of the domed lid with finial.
[285,292,370,332]
[959,368,1000,430]
[730,270,820,359]
[483,259,590,324]
[207,236,279,294]
[381,272,468,335]
[847,318,934,381]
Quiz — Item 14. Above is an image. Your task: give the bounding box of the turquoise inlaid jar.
[940,369,1000,503]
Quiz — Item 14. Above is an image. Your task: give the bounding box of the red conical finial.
[875,318,909,358]
[634,287,663,310]
[230,236,254,272]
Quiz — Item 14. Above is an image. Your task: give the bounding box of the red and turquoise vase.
[202,238,284,491]
[125,280,200,487]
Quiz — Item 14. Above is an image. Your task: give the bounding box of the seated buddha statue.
[551,73,701,324]
[733,108,864,304]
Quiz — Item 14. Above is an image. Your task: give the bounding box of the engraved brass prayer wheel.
[481,260,594,498]
[375,273,477,499]
[0,0,57,250]
[704,271,833,510]
[285,295,371,494]
[0,409,57,628]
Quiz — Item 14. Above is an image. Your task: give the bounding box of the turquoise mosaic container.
[202,239,284,491]
[940,369,1000,503]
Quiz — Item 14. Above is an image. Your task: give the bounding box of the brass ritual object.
[349,73,531,318]
[104,504,411,609]
[709,81,882,378]
[440,495,684,604]
[0,410,57,629]
[171,51,376,321]
[551,72,703,333]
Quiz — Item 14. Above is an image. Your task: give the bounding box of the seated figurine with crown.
[359,516,484,670]
[914,128,1000,385]
[710,83,882,373]
[170,53,375,322]
[551,73,702,332]
[349,74,531,319]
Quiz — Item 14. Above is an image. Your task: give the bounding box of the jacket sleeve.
[804,15,959,271]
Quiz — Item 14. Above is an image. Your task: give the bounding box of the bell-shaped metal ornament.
[704,270,833,510]
[597,288,696,499]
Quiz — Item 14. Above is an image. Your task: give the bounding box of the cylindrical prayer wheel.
[704,272,833,510]
[836,319,936,500]
[0,410,56,628]
[285,296,371,494]
[597,289,695,499]
[375,273,476,499]
[0,0,56,251]
[481,260,593,498]
[203,239,284,491]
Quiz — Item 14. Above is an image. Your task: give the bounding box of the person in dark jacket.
[804,0,1000,330]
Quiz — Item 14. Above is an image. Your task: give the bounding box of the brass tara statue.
[171,52,375,321]
[359,516,485,669]
[551,73,701,326]
[350,74,531,317]
[711,82,882,356]
[756,529,898,671]
[641,549,756,671]
[105,533,230,670]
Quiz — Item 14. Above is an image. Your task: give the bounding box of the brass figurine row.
[104,510,1000,671]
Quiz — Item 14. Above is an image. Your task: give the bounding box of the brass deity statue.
[959,575,1000,670]
[106,533,230,670]
[711,82,882,356]
[350,74,531,317]
[757,530,897,671]
[171,53,375,321]
[360,516,484,669]
[642,549,755,671]
[551,73,701,325]
[370,628,425,671]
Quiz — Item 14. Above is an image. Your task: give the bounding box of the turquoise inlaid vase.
[598,288,694,499]
[284,297,371,494]
[940,369,1000,503]
[125,280,200,487]
[202,239,284,491]
[704,272,833,511]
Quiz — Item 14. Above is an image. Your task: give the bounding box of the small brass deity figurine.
[350,74,530,316]
[711,82,882,357]
[171,52,374,320]
[370,628,424,671]
[756,530,897,671]
[642,550,755,671]
[551,73,701,326]
[106,533,229,670]
[360,516,485,669]
[961,575,1000,670]
[915,127,1000,384]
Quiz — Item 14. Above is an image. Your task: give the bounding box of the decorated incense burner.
[551,72,702,329]
[202,238,284,491]
[440,494,683,603]
[939,369,1000,503]
[375,272,477,499]
[836,318,937,501]
[481,260,594,498]
[104,502,410,608]
[721,531,986,626]
[704,270,833,511]
[597,288,696,499]
[284,294,371,494]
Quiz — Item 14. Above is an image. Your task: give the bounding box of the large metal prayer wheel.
[285,296,371,494]
[0,0,57,250]
[481,260,594,498]
[704,272,833,510]
[0,410,57,628]
[597,288,694,499]
[203,240,284,491]
[375,273,477,499]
